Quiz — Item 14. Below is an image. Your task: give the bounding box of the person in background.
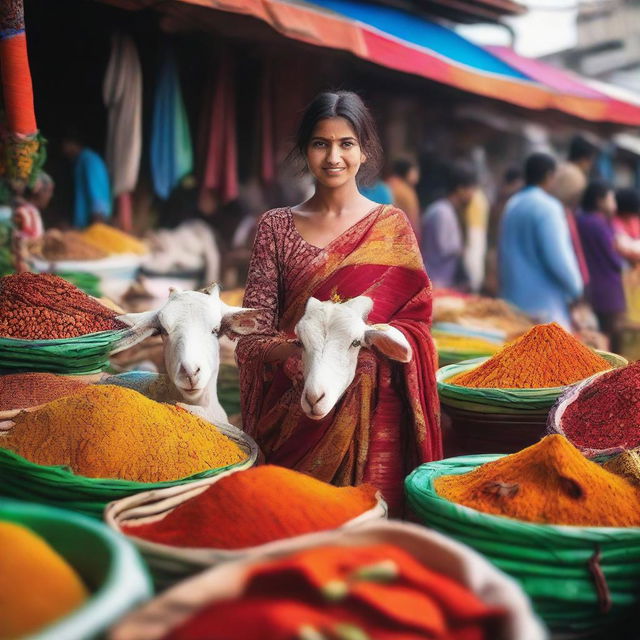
[463,187,489,293]
[499,153,583,329]
[386,158,420,239]
[576,180,625,353]
[613,187,640,328]
[421,163,477,290]
[61,130,112,229]
[358,176,393,205]
[550,134,600,286]
[483,167,523,296]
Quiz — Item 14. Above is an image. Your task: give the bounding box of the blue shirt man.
[499,153,583,329]
[62,133,112,229]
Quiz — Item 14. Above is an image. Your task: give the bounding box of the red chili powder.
[560,362,640,450]
[0,273,125,339]
[122,465,378,549]
[0,373,89,410]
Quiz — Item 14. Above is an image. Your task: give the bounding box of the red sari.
[237,205,441,511]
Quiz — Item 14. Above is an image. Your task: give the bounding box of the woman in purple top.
[576,180,625,353]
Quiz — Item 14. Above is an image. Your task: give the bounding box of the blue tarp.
[307,0,529,79]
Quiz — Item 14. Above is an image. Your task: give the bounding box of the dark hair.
[291,91,383,185]
[524,153,556,186]
[391,158,416,180]
[568,134,599,163]
[61,125,85,146]
[615,187,640,215]
[504,167,522,184]
[581,179,612,213]
[445,163,477,194]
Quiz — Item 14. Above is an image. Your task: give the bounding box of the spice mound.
[165,544,504,640]
[0,521,88,639]
[0,372,89,410]
[123,465,378,549]
[1,385,246,482]
[449,322,611,389]
[434,435,640,527]
[82,222,147,255]
[30,229,107,261]
[560,362,640,452]
[0,273,126,339]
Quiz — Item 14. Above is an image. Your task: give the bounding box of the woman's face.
[305,117,366,188]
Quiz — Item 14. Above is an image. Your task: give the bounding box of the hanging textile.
[0,0,45,199]
[103,32,142,231]
[198,53,238,208]
[260,60,275,185]
[150,47,193,200]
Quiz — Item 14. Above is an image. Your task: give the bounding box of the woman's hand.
[266,340,301,363]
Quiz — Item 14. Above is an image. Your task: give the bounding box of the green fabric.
[0,329,125,374]
[0,424,256,519]
[405,456,640,634]
[218,364,241,417]
[437,351,627,412]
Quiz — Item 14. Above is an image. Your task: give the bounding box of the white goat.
[295,296,412,420]
[111,284,260,423]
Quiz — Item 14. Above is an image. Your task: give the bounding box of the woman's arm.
[235,213,289,365]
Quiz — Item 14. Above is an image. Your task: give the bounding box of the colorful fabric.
[198,53,238,206]
[73,148,112,229]
[151,48,193,200]
[103,33,142,198]
[463,189,489,293]
[499,186,583,329]
[576,211,625,315]
[237,206,441,513]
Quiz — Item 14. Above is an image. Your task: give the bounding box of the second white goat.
[295,296,412,420]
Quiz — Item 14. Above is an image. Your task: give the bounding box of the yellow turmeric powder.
[0,521,88,639]
[432,332,501,355]
[435,435,640,527]
[81,222,147,255]
[449,323,610,389]
[1,385,246,482]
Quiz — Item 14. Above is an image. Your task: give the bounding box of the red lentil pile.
[0,273,125,339]
[0,373,89,410]
[559,362,640,451]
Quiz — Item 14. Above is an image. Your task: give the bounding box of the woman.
[236,91,441,512]
[613,187,640,326]
[576,180,625,353]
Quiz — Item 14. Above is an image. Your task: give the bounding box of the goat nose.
[180,364,201,377]
[305,390,325,407]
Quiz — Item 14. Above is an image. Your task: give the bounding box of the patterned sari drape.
[237,206,441,512]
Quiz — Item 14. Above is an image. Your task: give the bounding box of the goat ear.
[168,286,182,297]
[111,311,160,355]
[220,306,262,336]
[117,310,159,328]
[363,324,412,363]
[202,282,221,297]
[344,296,373,320]
[305,297,323,313]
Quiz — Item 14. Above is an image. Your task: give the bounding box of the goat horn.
[202,282,221,295]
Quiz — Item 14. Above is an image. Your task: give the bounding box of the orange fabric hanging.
[0,33,36,135]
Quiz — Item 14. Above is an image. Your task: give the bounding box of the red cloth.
[0,33,37,134]
[566,207,590,286]
[237,206,441,514]
[115,192,133,233]
[198,53,238,207]
[260,61,275,185]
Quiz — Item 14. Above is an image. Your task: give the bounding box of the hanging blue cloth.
[73,148,112,228]
[150,48,193,200]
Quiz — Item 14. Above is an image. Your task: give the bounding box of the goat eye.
[212,327,220,336]
[351,339,361,348]
[158,327,168,337]
[293,339,303,348]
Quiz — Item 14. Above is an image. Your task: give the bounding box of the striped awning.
[130,0,640,125]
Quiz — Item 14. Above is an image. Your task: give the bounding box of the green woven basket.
[0,423,259,519]
[406,456,640,635]
[0,329,127,375]
[0,499,152,640]
[437,351,627,414]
